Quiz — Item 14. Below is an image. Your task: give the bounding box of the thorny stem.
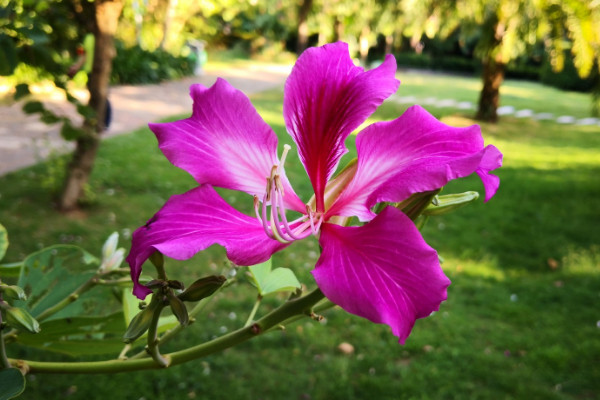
[10,288,326,374]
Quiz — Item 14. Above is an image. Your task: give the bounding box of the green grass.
[398,71,595,118]
[1,75,599,399]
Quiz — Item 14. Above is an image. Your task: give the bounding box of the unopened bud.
[0,284,27,301]
[167,280,185,291]
[123,296,162,343]
[5,306,40,333]
[394,189,441,221]
[99,248,125,273]
[422,191,479,216]
[167,291,189,326]
[178,275,226,302]
[102,232,119,261]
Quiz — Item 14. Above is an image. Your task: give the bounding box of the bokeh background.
[0,1,599,399]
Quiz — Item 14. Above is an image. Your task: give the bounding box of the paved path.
[0,63,291,176]
[2,65,598,176]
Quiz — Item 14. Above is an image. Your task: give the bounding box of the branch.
[10,288,326,374]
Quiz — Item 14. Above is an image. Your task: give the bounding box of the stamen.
[306,204,317,235]
[265,177,272,202]
[270,182,292,243]
[275,186,302,240]
[253,195,261,223]
[274,175,285,196]
[256,144,324,243]
[314,214,324,234]
[260,192,275,240]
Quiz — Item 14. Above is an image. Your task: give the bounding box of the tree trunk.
[333,17,343,42]
[359,26,370,66]
[159,0,177,50]
[475,17,506,123]
[476,51,505,122]
[297,0,313,55]
[384,34,393,55]
[59,0,123,211]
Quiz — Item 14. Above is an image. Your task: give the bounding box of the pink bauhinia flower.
[126,42,502,343]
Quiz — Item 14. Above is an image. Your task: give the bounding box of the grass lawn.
[1,72,599,399]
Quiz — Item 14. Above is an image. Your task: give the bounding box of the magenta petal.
[328,105,503,220]
[283,42,399,211]
[313,207,450,344]
[126,185,289,299]
[149,78,304,212]
[476,144,503,201]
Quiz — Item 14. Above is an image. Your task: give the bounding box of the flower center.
[254,144,323,244]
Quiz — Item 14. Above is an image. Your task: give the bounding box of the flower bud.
[102,232,119,261]
[178,275,226,302]
[0,284,27,301]
[123,296,162,343]
[4,306,40,333]
[167,291,189,326]
[422,191,479,216]
[394,189,441,221]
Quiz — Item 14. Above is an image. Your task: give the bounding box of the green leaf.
[40,111,60,124]
[22,101,44,115]
[76,104,96,120]
[16,313,128,356]
[0,223,7,262]
[15,245,100,321]
[14,84,30,101]
[0,368,25,400]
[0,35,17,76]
[60,121,83,141]
[0,263,23,279]
[248,259,301,297]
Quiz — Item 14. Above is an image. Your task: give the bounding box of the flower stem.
[33,278,98,323]
[128,278,229,360]
[144,294,169,367]
[244,295,262,327]
[0,306,11,369]
[11,288,326,374]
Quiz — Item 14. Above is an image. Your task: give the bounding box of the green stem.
[11,288,326,374]
[244,295,262,327]
[144,294,169,367]
[0,308,11,369]
[129,280,226,360]
[33,278,98,323]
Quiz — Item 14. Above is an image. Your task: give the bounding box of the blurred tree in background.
[1,0,598,208]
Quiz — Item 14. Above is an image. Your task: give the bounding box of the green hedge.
[540,55,595,92]
[110,42,194,85]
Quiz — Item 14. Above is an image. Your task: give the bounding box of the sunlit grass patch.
[1,74,599,399]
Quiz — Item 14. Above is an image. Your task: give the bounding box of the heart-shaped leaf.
[14,245,107,321]
[248,259,301,297]
[16,313,126,356]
